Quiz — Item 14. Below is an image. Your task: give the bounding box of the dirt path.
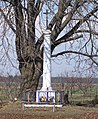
[0,112,98,119]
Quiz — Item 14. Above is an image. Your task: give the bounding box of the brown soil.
[74,112,98,119]
[0,112,98,119]
[1,102,98,119]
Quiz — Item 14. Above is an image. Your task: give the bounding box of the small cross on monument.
[44,9,49,29]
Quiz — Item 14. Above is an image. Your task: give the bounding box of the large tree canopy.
[0,0,98,96]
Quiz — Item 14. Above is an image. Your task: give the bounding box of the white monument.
[36,29,55,103]
[36,0,55,103]
[41,29,52,91]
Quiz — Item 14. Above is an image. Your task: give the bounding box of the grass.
[0,102,98,118]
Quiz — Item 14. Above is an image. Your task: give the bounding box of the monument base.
[36,90,55,104]
[23,104,63,108]
[23,90,64,106]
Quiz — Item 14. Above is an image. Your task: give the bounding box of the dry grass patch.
[0,102,98,118]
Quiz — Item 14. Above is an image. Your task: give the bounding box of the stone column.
[41,29,52,91]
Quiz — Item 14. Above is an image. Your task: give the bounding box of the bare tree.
[0,0,98,98]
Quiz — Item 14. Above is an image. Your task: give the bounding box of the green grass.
[0,85,98,104]
[66,86,98,103]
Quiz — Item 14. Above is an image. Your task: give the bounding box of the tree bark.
[13,0,43,99]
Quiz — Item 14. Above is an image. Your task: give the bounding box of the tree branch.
[51,0,73,43]
[90,57,98,66]
[54,34,83,46]
[0,8,16,33]
[48,0,71,30]
[35,0,43,17]
[52,50,98,58]
[54,5,98,47]
[76,30,98,36]
[36,0,72,52]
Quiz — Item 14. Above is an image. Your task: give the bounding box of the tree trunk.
[13,0,43,99]
[19,59,43,100]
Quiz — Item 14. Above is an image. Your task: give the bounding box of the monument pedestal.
[36,90,56,104]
